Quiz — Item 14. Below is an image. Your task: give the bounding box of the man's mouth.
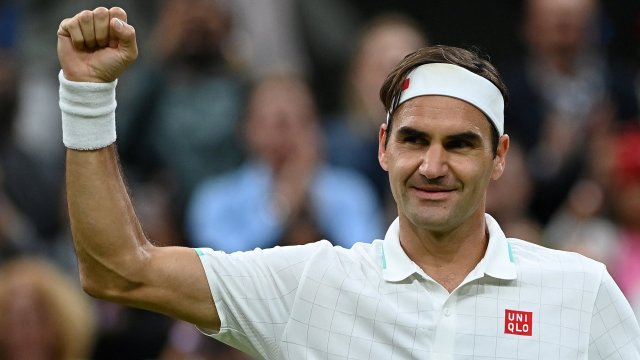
[411,186,455,200]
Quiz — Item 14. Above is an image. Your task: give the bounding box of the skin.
[58,7,220,330]
[379,96,509,292]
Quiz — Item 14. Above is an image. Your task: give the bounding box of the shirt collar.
[381,217,418,281]
[381,214,517,282]
[482,213,517,280]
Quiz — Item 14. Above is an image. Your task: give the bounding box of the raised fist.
[57,7,138,83]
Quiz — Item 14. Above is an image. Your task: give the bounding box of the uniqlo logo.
[402,78,410,90]
[504,309,532,336]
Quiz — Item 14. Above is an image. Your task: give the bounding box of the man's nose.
[418,145,448,179]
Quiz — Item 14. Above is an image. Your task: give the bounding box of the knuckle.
[93,7,109,18]
[78,10,93,22]
[59,17,71,28]
[109,6,127,19]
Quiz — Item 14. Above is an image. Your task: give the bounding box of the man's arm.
[59,7,220,330]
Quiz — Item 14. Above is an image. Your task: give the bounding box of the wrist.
[59,67,110,83]
[58,70,118,150]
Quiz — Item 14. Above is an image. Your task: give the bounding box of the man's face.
[245,80,318,171]
[378,95,508,233]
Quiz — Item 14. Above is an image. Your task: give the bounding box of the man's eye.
[403,136,425,144]
[447,140,472,149]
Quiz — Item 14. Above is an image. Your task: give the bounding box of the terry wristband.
[58,70,118,150]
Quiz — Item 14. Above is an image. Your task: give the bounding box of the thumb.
[110,18,138,63]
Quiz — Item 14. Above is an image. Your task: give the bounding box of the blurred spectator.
[90,302,175,360]
[486,142,542,244]
[0,171,31,263]
[0,257,95,359]
[609,127,640,320]
[117,0,247,212]
[500,0,639,224]
[324,14,427,222]
[226,0,309,79]
[0,51,65,251]
[187,74,383,252]
[295,0,364,113]
[544,179,618,264]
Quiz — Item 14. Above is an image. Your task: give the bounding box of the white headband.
[388,63,504,135]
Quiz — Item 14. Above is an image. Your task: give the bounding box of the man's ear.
[378,123,389,171]
[491,134,509,180]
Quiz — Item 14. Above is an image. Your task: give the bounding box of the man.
[58,7,640,359]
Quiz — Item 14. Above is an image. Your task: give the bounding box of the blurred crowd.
[0,0,639,358]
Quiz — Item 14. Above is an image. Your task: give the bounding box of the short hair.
[379,45,509,156]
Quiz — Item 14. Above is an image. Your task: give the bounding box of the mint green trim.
[381,246,387,269]
[194,248,205,257]
[507,242,514,263]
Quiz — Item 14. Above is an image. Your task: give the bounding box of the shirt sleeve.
[589,269,640,359]
[194,241,333,359]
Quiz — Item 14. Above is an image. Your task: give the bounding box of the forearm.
[57,7,220,330]
[66,145,150,298]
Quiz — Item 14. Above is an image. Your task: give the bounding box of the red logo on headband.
[402,78,410,91]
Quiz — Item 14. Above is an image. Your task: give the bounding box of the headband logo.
[402,78,411,91]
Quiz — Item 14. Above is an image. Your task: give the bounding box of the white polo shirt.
[196,214,640,359]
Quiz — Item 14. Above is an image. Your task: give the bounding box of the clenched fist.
[57,7,138,83]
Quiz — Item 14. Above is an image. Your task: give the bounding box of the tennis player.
[58,7,640,359]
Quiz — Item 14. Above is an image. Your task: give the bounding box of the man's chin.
[405,210,455,232]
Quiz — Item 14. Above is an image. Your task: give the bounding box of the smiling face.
[379,95,508,234]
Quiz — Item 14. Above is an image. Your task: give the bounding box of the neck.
[398,213,489,292]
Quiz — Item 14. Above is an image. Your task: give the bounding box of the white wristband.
[58,70,118,150]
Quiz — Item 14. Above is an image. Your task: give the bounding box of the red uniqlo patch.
[402,78,410,91]
[504,309,533,336]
